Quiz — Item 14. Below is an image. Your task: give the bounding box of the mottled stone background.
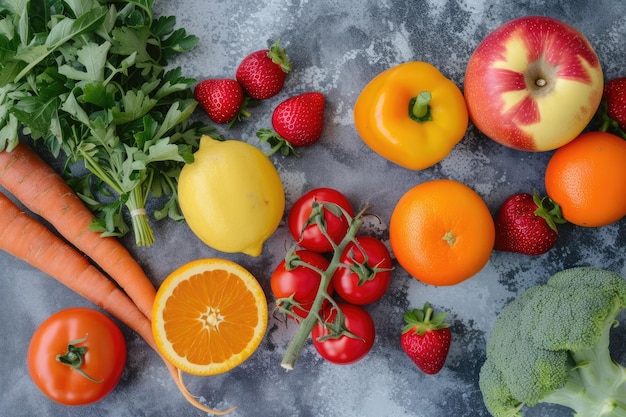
[2,1,625,416]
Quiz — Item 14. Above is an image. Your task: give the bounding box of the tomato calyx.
[282,246,325,273]
[274,246,330,321]
[56,335,103,383]
[274,292,304,321]
[409,91,433,123]
[341,243,393,286]
[314,306,363,343]
[298,201,345,250]
[287,188,355,253]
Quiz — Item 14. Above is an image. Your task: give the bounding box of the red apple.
[464,16,604,151]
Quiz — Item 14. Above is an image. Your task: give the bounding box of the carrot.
[0,141,156,320]
[0,191,235,415]
[0,191,153,343]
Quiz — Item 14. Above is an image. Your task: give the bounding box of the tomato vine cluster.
[270,188,393,368]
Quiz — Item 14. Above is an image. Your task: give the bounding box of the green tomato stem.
[280,205,366,370]
[56,335,103,383]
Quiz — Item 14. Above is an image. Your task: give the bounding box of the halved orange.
[152,258,268,376]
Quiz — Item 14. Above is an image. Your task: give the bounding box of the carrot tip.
[173,367,237,415]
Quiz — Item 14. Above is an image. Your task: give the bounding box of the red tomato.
[312,303,375,364]
[288,188,354,253]
[27,308,127,406]
[332,235,393,305]
[271,250,332,319]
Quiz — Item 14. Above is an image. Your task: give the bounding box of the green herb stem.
[80,148,124,197]
[126,181,154,247]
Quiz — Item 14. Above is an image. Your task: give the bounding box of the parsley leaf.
[0,0,219,246]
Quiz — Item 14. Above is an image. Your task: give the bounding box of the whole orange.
[389,179,495,286]
[545,131,626,227]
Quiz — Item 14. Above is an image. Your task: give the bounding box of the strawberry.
[194,78,249,124]
[400,302,451,375]
[600,77,626,138]
[236,39,292,100]
[494,192,566,256]
[256,92,325,156]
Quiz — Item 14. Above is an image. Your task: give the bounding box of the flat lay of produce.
[1,1,625,417]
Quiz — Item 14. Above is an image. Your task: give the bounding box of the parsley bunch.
[0,0,214,246]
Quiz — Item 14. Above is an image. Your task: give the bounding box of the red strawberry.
[256,92,325,156]
[601,77,626,138]
[494,192,566,256]
[236,39,292,100]
[400,302,451,375]
[194,79,249,124]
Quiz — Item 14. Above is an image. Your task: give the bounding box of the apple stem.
[409,91,433,123]
[535,78,547,87]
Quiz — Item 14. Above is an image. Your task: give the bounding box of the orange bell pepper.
[353,61,468,170]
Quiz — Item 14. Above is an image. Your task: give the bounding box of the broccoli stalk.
[480,266,626,417]
[543,308,626,416]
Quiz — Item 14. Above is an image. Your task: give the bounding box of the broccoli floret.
[480,266,626,417]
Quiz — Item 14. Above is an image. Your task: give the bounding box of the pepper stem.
[56,335,104,383]
[409,91,433,123]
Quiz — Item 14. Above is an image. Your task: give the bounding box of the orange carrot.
[0,191,235,415]
[0,191,154,346]
[0,141,155,320]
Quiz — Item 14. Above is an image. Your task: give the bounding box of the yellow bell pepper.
[353,61,468,170]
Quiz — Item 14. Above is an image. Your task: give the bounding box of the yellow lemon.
[178,135,285,256]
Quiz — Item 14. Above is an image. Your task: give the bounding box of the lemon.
[178,135,285,256]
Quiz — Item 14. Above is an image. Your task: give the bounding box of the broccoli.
[479,266,626,417]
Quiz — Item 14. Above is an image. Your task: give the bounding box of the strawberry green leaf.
[532,191,567,232]
[256,128,299,156]
[268,38,292,73]
[402,302,450,334]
